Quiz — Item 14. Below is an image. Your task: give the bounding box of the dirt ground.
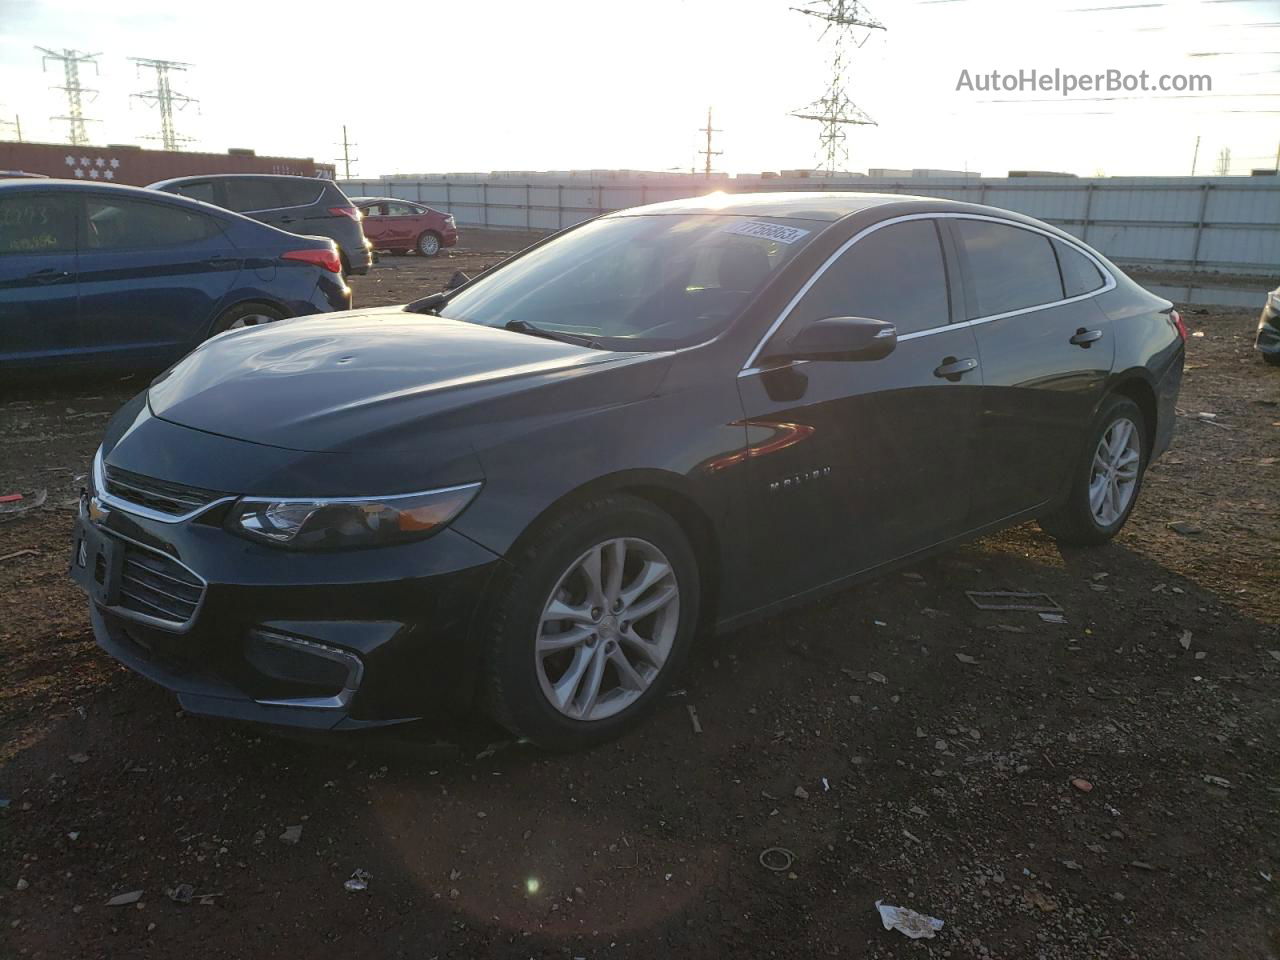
[1,235,1278,959]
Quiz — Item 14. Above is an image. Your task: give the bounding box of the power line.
[36,46,100,147]
[130,58,199,151]
[698,107,722,180]
[789,1,885,175]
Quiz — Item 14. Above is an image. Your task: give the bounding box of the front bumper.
[73,495,501,730]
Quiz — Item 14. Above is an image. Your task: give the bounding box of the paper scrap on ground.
[875,899,944,939]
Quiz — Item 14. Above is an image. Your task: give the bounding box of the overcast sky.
[0,0,1276,178]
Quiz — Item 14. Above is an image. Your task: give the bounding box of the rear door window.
[784,219,950,337]
[1053,238,1106,297]
[84,196,218,250]
[360,203,385,218]
[0,193,77,255]
[224,178,284,213]
[955,219,1064,319]
[386,202,419,216]
[276,180,325,208]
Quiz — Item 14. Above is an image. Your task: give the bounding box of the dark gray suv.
[148,174,373,276]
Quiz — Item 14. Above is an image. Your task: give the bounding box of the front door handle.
[204,256,240,268]
[1070,328,1103,347]
[279,216,296,225]
[26,268,71,285]
[933,356,978,381]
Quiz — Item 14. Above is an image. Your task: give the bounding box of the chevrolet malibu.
[72,193,1186,750]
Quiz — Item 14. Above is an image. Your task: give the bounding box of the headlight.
[227,483,481,550]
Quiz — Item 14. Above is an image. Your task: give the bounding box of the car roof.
[149,173,333,187]
[609,191,930,222]
[352,196,421,205]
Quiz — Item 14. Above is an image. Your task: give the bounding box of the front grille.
[103,465,226,518]
[117,545,205,626]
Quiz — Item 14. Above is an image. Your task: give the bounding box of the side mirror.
[445,270,470,291]
[763,316,897,364]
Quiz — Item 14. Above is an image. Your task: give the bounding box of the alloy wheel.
[1088,417,1141,526]
[535,537,680,722]
[419,233,440,256]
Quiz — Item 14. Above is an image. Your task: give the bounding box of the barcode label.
[723,220,811,244]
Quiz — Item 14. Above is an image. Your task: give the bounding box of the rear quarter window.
[955,219,1064,319]
[170,181,215,204]
[276,180,325,207]
[1053,238,1106,297]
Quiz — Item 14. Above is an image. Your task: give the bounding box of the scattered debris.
[867,671,887,684]
[279,824,303,845]
[0,488,47,522]
[794,785,810,800]
[0,548,39,563]
[902,829,922,844]
[821,777,830,792]
[1024,889,1059,913]
[474,741,509,761]
[955,653,978,665]
[1130,860,1156,871]
[875,899,944,939]
[167,883,195,905]
[344,869,371,892]
[1063,859,1083,872]
[16,878,29,891]
[966,590,1062,613]
[1203,775,1233,789]
[1179,630,1193,650]
[1072,778,1094,793]
[1167,521,1203,535]
[105,890,143,907]
[759,847,795,872]
[1038,612,1068,624]
[68,753,88,764]
[988,623,1027,634]
[1268,651,1280,663]
[686,704,703,734]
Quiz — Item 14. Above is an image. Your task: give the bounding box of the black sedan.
[72,192,1186,749]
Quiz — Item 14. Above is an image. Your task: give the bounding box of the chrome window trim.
[93,447,236,524]
[251,632,365,711]
[738,212,1116,377]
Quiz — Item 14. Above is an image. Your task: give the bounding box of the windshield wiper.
[503,319,601,349]
[405,292,449,315]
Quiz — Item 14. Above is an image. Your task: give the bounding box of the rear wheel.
[481,495,699,750]
[209,303,284,337]
[417,231,441,257]
[1038,395,1147,546]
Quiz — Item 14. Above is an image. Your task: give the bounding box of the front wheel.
[417,231,441,257]
[1038,395,1147,546]
[480,495,699,750]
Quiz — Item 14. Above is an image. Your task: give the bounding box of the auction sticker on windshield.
[723,220,811,244]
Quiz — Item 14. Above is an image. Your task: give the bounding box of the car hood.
[148,306,663,453]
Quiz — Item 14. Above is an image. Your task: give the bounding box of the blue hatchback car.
[0,180,352,371]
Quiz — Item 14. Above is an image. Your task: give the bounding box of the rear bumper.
[1257,305,1280,356]
[1151,344,1184,461]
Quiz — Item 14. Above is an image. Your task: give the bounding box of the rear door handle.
[279,216,297,224]
[204,257,240,268]
[1070,328,1103,347]
[933,356,978,381]
[26,268,71,285]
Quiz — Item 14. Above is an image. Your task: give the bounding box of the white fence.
[340,175,1280,276]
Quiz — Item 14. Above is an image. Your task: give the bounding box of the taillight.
[328,206,361,221]
[282,248,342,273]
[1170,308,1188,341]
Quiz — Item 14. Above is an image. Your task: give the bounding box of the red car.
[353,197,457,257]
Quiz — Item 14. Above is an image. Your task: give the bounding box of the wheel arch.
[1109,371,1158,455]
[207,297,290,337]
[503,469,722,632]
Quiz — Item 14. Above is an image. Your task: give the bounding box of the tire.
[339,253,351,278]
[480,494,700,750]
[417,231,442,257]
[1038,395,1147,546]
[209,303,285,337]
[1262,350,1280,367]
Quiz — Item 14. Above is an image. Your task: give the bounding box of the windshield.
[438,213,817,350]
